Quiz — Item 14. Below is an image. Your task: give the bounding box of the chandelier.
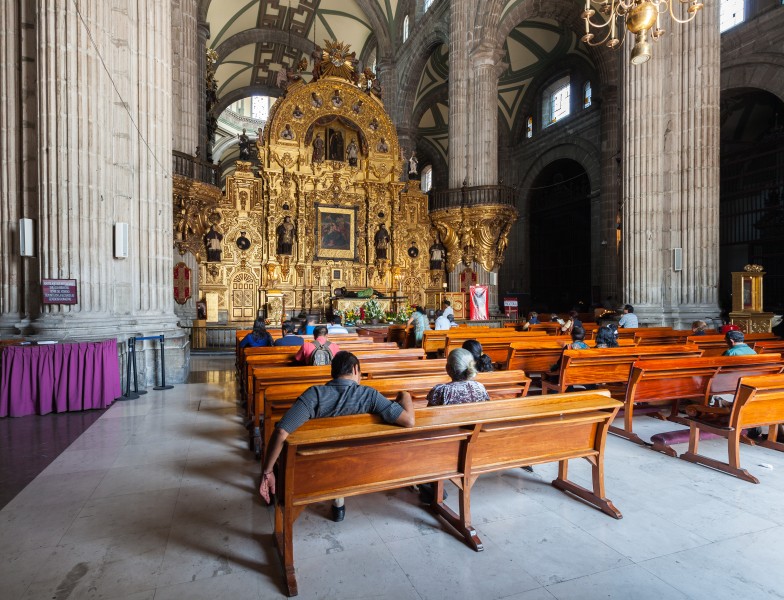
[581,0,704,65]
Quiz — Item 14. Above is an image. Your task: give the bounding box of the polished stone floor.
[2,356,784,599]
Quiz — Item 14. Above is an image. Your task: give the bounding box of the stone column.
[622,5,720,327]
[468,48,502,186]
[197,20,209,155]
[33,0,179,340]
[171,0,199,154]
[448,0,470,189]
[599,86,621,302]
[0,0,22,334]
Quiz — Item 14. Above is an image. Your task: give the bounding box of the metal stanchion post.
[153,334,174,390]
[118,337,140,401]
[132,336,148,396]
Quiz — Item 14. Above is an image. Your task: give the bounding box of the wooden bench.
[687,333,780,357]
[633,330,693,345]
[262,371,532,458]
[680,374,784,483]
[615,327,674,341]
[504,338,636,378]
[755,340,784,355]
[422,327,499,354]
[611,354,784,455]
[540,345,703,396]
[247,359,449,457]
[443,331,553,363]
[272,390,622,596]
[243,347,426,411]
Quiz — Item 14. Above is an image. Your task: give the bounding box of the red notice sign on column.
[41,279,78,305]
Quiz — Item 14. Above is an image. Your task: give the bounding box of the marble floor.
[2,356,784,600]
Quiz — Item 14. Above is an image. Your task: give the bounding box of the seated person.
[594,325,619,348]
[304,315,318,335]
[294,326,342,365]
[434,309,451,331]
[421,349,490,502]
[240,317,273,348]
[461,339,493,372]
[327,316,349,335]
[527,311,540,325]
[723,330,755,356]
[546,326,590,378]
[441,300,454,320]
[691,320,708,336]
[427,348,489,406]
[560,310,583,334]
[258,351,415,520]
[274,320,305,346]
[446,314,458,328]
[618,304,638,328]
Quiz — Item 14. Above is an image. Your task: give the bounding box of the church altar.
[333,298,392,315]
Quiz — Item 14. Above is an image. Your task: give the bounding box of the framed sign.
[315,203,357,261]
[41,279,78,305]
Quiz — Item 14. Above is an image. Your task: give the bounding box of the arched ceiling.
[206,0,400,102]
[498,18,591,131]
[418,101,449,163]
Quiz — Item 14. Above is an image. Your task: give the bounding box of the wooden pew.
[241,346,426,416]
[247,359,449,457]
[755,340,784,355]
[633,329,692,345]
[615,327,673,341]
[443,331,553,363]
[540,345,703,396]
[272,390,622,596]
[422,327,498,355]
[504,338,636,378]
[262,371,533,457]
[611,354,784,455]
[680,374,784,483]
[687,333,780,357]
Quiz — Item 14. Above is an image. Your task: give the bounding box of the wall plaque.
[41,279,78,305]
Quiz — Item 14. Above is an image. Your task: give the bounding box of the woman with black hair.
[461,339,493,372]
[240,317,274,348]
[594,325,619,348]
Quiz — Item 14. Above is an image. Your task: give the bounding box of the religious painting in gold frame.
[315,204,357,261]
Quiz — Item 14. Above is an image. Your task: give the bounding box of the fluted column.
[622,5,720,327]
[0,0,22,334]
[599,87,621,301]
[32,0,177,339]
[197,20,209,155]
[448,0,469,189]
[469,49,502,186]
[171,0,199,154]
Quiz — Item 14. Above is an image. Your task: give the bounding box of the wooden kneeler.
[680,374,784,483]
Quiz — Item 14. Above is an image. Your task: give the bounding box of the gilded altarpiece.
[192,47,442,321]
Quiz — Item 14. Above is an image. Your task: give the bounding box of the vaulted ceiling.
[205,0,401,103]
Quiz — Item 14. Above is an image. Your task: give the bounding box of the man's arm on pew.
[259,389,415,502]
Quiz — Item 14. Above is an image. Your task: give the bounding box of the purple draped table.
[0,339,122,417]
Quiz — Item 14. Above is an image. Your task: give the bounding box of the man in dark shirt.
[273,320,304,347]
[259,351,415,521]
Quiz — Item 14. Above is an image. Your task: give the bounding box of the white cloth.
[434,315,451,330]
[442,306,454,320]
[471,287,488,320]
[327,325,349,334]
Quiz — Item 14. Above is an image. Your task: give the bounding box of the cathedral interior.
[1,3,784,599]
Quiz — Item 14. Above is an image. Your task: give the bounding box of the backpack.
[309,340,333,366]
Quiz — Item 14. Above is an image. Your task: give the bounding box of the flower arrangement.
[363,298,386,322]
[391,303,414,323]
[335,308,360,324]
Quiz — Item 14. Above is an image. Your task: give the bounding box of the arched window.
[720,0,744,32]
[583,81,592,109]
[424,0,434,11]
[526,116,533,139]
[421,165,433,192]
[542,75,570,128]
[402,15,410,43]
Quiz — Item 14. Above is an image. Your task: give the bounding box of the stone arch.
[213,28,315,65]
[214,85,282,119]
[515,139,601,203]
[722,54,784,104]
[396,26,450,134]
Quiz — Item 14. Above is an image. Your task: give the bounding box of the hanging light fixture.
[581,0,704,65]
